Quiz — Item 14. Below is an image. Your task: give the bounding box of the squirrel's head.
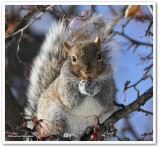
[64,37,105,80]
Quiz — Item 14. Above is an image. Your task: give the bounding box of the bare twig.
[144,64,153,75]
[16,30,24,63]
[99,87,153,135]
[138,108,153,116]
[115,136,130,141]
[16,33,24,48]
[125,64,153,90]
[5,5,54,39]
[127,77,146,89]
[115,31,153,47]
[148,5,153,15]
[139,130,153,141]
[145,21,153,36]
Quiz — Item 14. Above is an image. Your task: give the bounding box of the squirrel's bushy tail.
[25,22,69,114]
[25,14,119,114]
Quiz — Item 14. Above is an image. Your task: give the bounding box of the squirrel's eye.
[97,53,102,60]
[72,56,77,63]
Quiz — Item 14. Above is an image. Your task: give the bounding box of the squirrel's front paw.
[89,80,102,96]
[78,80,101,96]
[78,80,90,95]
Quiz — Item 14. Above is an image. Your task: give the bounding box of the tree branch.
[5,5,54,39]
[115,31,153,47]
[100,87,153,135]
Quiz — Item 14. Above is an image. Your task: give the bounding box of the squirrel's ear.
[94,36,100,45]
[64,41,72,52]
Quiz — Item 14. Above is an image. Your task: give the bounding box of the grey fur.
[25,14,118,139]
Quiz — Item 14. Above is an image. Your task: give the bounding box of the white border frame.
[1,0,156,145]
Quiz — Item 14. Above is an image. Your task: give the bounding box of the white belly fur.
[66,96,104,135]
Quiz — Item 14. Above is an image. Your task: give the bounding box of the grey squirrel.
[24,14,118,140]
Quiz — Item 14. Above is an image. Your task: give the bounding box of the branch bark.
[100,86,153,135]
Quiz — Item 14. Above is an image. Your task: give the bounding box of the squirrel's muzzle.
[80,69,96,79]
